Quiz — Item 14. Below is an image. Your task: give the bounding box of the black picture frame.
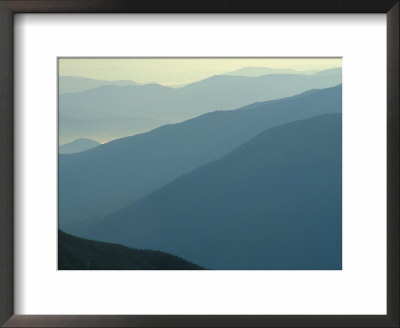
[0,1,398,327]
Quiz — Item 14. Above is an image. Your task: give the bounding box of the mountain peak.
[59,138,100,154]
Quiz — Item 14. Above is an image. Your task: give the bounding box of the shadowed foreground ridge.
[58,230,204,270]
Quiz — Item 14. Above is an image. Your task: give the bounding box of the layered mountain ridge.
[60,69,341,121]
[59,85,342,225]
[77,114,342,270]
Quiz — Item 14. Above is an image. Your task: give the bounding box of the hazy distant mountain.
[59,69,341,121]
[58,230,203,270]
[78,114,342,270]
[59,85,342,226]
[59,76,138,94]
[225,66,319,77]
[59,114,169,145]
[59,138,100,154]
[312,67,342,76]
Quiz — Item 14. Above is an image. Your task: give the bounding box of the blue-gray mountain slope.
[79,114,342,270]
[59,85,342,227]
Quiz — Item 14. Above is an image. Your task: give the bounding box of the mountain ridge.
[59,68,341,121]
[59,230,204,270]
[59,85,342,225]
[59,138,100,154]
[59,76,138,94]
[78,114,342,270]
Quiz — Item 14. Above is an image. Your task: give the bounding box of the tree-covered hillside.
[58,230,204,270]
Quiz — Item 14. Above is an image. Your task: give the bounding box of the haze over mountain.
[312,67,342,76]
[78,114,342,270]
[59,76,138,94]
[59,114,168,145]
[59,68,341,121]
[225,67,319,77]
[59,138,100,154]
[59,58,342,86]
[59,230,203,270]
[59,85,342,227]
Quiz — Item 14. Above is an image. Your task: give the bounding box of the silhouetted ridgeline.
[58,230,204,270]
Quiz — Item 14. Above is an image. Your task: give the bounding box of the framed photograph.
[0,1,398,327]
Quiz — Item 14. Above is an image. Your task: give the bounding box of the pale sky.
[59,58,341,86]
